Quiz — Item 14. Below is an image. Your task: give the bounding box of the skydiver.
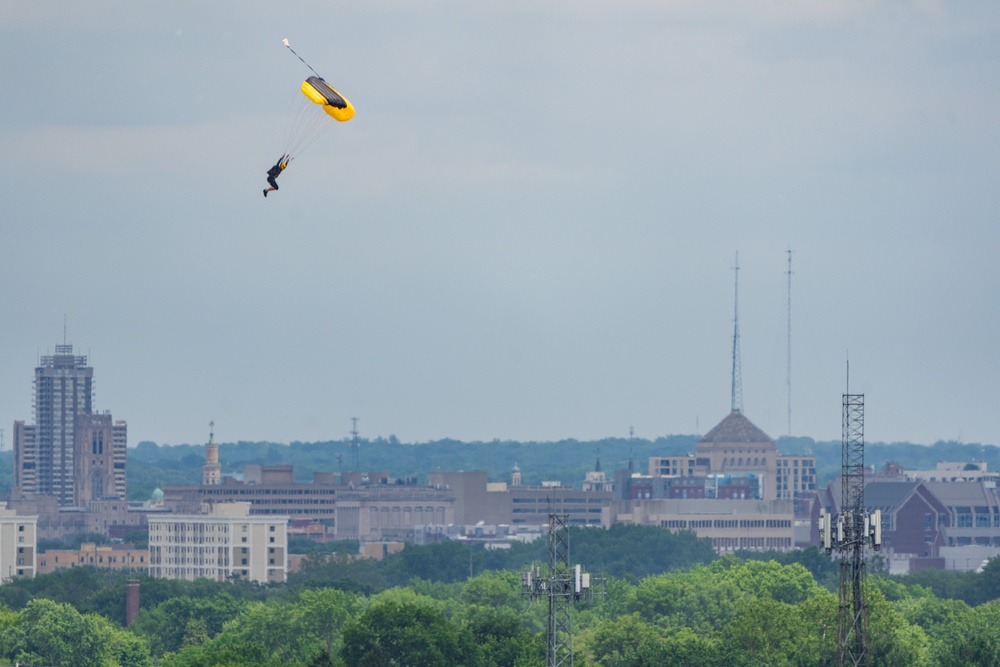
[263,155,290,197]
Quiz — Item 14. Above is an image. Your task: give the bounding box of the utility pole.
[819,371,881,667]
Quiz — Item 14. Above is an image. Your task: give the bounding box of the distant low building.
[163,463,455,543]
[611,497,795,552]
[38,542,148,575]
[428,470,611,528]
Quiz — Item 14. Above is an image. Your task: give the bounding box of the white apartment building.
[148,502,287,584]
[0,505,37,582]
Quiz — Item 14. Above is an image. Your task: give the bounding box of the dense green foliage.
[0,525,997,665]
[2,550,1000,666]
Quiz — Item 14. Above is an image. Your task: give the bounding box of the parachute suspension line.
[283,92,334,158]
[283,38,321,78]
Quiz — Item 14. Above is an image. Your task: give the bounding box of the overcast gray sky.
[1,1,997,448]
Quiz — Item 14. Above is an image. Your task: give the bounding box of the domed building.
[648,409,815,502]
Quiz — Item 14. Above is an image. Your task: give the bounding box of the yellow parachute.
[301,76,355,122]
[281,40,354,157]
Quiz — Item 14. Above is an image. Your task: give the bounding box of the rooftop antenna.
[730,252,743,414]
[786,248,794,436]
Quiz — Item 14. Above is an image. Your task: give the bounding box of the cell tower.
[819,373,881,667]
[350,417,360,471]
[522,510,600,667]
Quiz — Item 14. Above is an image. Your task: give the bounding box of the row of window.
[660,519,792,529]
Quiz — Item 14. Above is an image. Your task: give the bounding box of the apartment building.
[148,502,287,584]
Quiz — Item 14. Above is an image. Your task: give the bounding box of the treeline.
[1,436,997,502]
[115,435,1000,502]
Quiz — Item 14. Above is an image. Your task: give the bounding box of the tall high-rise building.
[13,344,126,507]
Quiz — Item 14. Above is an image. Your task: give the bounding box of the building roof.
[822,479,950,516]
[923,481,1000,508]
[863,481,922,511]
[699,410,773,445]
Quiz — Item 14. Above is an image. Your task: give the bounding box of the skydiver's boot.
[263,189,268,197]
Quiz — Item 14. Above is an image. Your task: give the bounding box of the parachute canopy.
[280,39,355,157]
[301,76,355,122]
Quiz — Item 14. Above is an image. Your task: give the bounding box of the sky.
[1,1,998,449]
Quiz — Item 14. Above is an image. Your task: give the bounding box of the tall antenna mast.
[731,252,743,414]
[350,417,360,471]
[786,248,793,436]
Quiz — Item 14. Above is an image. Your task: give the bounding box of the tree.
[131,592,244,657]
[935,598,1000,667]
[463,605,542,667]
[6,598,151,667]
[341,600,483,667]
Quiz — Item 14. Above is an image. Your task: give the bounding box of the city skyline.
[2,3,998,448]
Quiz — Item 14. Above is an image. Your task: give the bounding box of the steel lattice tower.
[731,252,744,413]
[838,392,868,667]
[350,417,360,471]
[545,512,574,667]
[522,511,599,667]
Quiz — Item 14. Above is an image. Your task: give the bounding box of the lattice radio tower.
[819,370,881,667]
[731,251,743,413]
[350,417,360,471]
[522,509,600,667]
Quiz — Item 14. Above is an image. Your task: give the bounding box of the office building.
[13,344,126,508]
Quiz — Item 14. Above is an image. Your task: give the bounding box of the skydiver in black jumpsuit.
[263,155,289,197]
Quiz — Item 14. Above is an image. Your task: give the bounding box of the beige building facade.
[38,542,148,574]
[608,497,795,552]
[0,506,37,582]
[148,502,288,584]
